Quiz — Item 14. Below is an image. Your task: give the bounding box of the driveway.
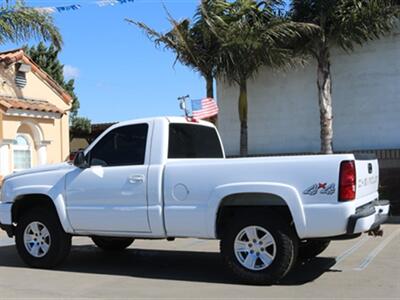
[0,224,399,299]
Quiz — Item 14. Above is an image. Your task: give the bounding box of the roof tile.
[0,97,64,114]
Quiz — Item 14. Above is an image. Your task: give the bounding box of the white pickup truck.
[0,117,390,284]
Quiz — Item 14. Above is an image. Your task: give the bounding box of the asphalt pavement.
[0,224,399,299]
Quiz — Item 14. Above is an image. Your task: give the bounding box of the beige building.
[0,49,72,182]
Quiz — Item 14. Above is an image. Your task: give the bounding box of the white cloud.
[63,65,80,80]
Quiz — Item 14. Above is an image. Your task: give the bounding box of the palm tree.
[203,0,317,156]
[0,1,62,49]
[127,6,220,99]
[291,0,400,154]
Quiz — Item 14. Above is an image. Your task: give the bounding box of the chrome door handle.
[128,175,145,184]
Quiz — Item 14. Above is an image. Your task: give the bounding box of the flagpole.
[177,95,190,118]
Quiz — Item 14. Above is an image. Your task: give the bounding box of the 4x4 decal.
[303,183,336,196]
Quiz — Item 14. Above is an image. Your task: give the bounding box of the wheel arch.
[11,193,73,234]
[207,183,307,239]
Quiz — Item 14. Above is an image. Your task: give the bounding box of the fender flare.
[11,183,74,234]
[206,182,307,238]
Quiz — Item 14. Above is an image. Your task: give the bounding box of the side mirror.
[73,150,89,169]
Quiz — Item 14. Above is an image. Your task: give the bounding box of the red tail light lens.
[339,160,356,201]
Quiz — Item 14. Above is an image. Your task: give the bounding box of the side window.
[88,124,148,167]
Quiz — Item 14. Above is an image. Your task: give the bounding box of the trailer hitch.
[368,226,383,237]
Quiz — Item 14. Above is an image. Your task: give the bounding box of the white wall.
[217,32,400,156]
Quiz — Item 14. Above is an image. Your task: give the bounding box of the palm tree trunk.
[206,74,214,98]
[317,45,333,154]
[238,79,248,156]
[205,73,218,126]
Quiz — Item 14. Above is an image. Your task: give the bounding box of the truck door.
[65,123,151,233]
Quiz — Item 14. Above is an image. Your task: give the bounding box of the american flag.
[191,98,219,120]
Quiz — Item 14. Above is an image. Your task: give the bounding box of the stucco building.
[217,31,400,163]
[0,49,72,181]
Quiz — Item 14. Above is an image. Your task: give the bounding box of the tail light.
[339,160,356,201]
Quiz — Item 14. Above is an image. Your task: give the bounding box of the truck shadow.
[0,244,337,286]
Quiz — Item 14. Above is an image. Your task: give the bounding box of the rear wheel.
[15,207,71,268]
[220,212,297,285]
[299,239,331,259]
[92,236,134,251]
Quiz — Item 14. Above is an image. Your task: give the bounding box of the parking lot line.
[354,227,400,271]
[331,235,370,269]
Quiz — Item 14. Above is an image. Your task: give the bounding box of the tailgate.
[354,155,379,200]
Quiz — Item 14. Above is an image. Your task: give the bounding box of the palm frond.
[126,19,176,49]
[291,0,400,53]
[333,0,400,51]
[0,6,62,48]
[127,11,220,79]
[203,0,318,84]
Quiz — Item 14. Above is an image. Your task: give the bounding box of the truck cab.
[66,117,224,236]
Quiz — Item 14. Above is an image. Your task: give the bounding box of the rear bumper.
[302,197,389,239]
[346,200,390,234]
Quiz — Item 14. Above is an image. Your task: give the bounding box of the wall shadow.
[0,244,336,286]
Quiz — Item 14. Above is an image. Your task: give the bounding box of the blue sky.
[1,0,205,123]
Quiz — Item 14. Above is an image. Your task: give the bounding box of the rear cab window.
[168,123,224,159]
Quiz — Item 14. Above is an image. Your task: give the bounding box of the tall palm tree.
[0,1,62,49]
[127,6,220,99]
[291,0,400,154]
[203,0,317,156]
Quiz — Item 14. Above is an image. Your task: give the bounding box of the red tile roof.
[0,48,72,105]
[0,96,64,114]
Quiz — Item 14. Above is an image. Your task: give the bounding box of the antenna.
[177,95,190,118]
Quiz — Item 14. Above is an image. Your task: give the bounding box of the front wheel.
[15,208,71,268]
[92,236,134,251]
[220,213,298,285]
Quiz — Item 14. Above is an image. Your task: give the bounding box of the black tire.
[92,236,134,251]
[15,207,71,268]
[298,239,331,259]
[220,212,298,285]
